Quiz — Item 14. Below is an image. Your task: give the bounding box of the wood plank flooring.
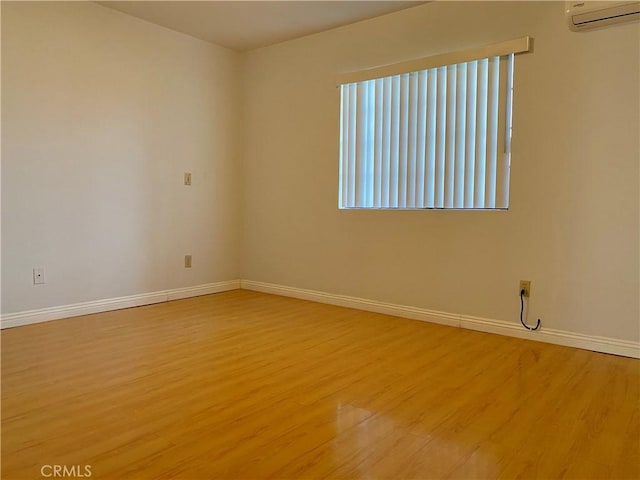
[2,290,639,479]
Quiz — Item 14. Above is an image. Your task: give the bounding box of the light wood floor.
[2,290,639,479]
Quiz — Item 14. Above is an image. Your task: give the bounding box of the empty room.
[1,1,639,479]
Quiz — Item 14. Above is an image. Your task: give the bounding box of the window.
[338,37,531,210]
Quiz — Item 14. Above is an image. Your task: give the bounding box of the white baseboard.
[240,280,640,359]
[3,278,638,359]
[0,280,241,329]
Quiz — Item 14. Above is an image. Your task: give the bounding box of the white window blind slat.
[339,85,346,207]
[454,62,467,208]
[486,56,500,209]
[416,70,428,208]
[355,83,365,206]
[407,72,419,208]
[340,53,515,209]
[360,82,368,207]
[374,79,383,208]
[474,58,488,209]
[501,54,515,209]
[495,56,509,209]
[382,77,392,207]
[464,61,478,208]
[399,74,409,208]
[390,76,400,208]
[426,70,437,208]
[445,64,457,209]
[365,81,375,207]
[348,83,357,207]
[435,66,447,208]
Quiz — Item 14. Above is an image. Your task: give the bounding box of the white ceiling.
[99,1,424,52]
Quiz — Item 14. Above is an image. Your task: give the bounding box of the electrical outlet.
[184,255,192,268]
[184,172,192,186]
[33,267,45,285]
[519,280,531,297]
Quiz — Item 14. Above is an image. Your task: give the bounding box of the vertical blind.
[339,54,514,209]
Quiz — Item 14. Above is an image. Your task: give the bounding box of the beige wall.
[242,2,640,341]
[2,1,638,343]
[2,2,242,313]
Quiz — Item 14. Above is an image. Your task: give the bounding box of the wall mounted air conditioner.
[566,1,640,31]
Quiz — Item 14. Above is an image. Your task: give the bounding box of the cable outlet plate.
[519,280,531,297]
[184,255,192,268]
[33,267,45,285]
